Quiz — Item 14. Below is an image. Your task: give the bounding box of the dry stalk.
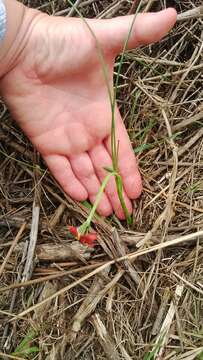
[128,0,142,14]
[172,111,203,131]
[137,108,178,248]
[143,0,156,12]
[177,127,203,158]
[0,352,24,360]
[55,0,100,16]
[92,313,120,360]
[144,63,203,82]
[137,260,156,326]
[170,42,203,105]
[111,228,143,290]
[1,232,28,350]
[9,229,203,321]
[173,271,203,296]
[161,108,178,229]
[71,266,111,334]
[71,267,124,337]
[154,285,184,359]
[169,347,203,360]
[68,0,83,16]
[0,222,26,277]
[177,6,203,21]
[152,288,171,336]
[49,203,66,228]
[22,200,40,282]
[45,335,69,360]
[119,345,133,360]
[143,167,191,210]
[197,281,203,289]
[98,0,125,18]
[0,263,102,293]
[106,287,115,313]
[35,241,92,262]
[33,282,57,322]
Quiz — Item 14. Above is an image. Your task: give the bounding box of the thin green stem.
[67,0,142,225]
[113,1,143,105]
[78,172,116,234]
[110,1,143,223]
[115,174,132,224]
[67,0,113,105]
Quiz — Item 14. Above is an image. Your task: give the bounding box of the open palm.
[1,9,176,218]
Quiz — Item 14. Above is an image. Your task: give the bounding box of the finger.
[93,8,177,54]
[69,153,113,217]
[89,144,132,220]
[104,110,142,199]
[44,154,88,201]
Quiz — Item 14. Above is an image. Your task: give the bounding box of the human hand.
[0,6,176,218]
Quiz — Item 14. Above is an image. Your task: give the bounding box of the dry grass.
[0,0,203,359]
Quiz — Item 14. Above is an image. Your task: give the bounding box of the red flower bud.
[68,226,97,248]
[68,226,79,239]
[79,233,97,248]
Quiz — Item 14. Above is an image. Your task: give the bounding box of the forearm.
[0,0,39,78]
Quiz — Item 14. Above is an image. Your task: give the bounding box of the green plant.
[186,181,202,194]
[197,351,203,360]
[143,344,161,360]
[12,330,39,359]
[143,334,165,360]
[67,0,143,232]
[134,132,182,154]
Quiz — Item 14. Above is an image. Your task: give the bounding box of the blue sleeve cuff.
[0,0,6,41]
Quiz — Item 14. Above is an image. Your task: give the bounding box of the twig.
[35,242,92,261]
[0,352,24,360]
[33,282,57,321]
[172,111,203,131]
[177,127,203,158]
[49,203,66,228]
[119,346,133,360]
[0,222,26,277]
[154,285,184,359]
[128,0,142,14]
[170,42,203,104]
[55,0,100,16]
[173,271,203,296]
[143,63,203,82]
[177,6,203,21]
[71,268,123,336]
[197,282,203,289]
[143,0,156,12]
[112,228,144,292]
[68,0,83,17]
[169,348,203,360]
[152,288,170,336]
[22,200,40,282]
[159,107,179,233]
[92,313,121,360]
[0,263,102,293]
[1,237,28,350]
[71,266,111,335]
[9,229,203,321]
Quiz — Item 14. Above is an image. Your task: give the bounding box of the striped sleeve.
[0,0,6,41]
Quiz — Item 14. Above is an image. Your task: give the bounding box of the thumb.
[94,8,177,54]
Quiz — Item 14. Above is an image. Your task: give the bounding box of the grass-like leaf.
[67,0,143,226]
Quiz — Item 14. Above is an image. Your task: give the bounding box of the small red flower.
[80,233,97,248]
[68,226,97,248]
[68,226,79,239]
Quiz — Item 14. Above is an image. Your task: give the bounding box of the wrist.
[0,0,40,78]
